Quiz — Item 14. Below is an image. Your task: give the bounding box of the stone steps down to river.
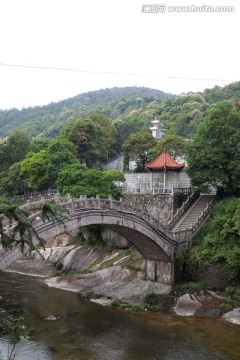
[172,195,214,232]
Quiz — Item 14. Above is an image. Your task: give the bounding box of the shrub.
[219,303,233,312]
[111,300,128,309]
[55,260,63,271]
[144,293,161,305]
[185,198,240,281]
[181,281,210,294]
[82,290,101,299]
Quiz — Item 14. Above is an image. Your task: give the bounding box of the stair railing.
[170,196,216,241]
[166,188,200,230]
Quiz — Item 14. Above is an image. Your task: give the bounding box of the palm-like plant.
[0,197,68,253]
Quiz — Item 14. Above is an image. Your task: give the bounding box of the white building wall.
[123,171,191,193]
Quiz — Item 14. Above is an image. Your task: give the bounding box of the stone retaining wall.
[122,193,174,228]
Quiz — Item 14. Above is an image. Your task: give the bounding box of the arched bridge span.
[34,208,176,263]
[0,195,189,284]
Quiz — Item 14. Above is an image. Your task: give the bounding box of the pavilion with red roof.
[145,149,185,192]
[145,149,185,171]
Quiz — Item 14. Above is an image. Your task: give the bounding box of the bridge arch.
[35,209,175,263]
[0,197,179,284]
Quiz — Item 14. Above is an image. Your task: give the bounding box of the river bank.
[1,272,240,360]
[4,243,240,325]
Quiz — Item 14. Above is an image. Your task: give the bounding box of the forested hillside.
[0,87,175,138]
[1,82,240,141]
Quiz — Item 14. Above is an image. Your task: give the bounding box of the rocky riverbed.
[4,242,240,325]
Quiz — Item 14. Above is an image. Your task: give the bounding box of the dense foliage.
[185,101,240,194]
[57,164,124,199]
[122,132,157,171]
[148,134,186,162]
[0,87,174,138]
[185,197,240,280]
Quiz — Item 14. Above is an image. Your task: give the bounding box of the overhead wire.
[0,61,233,83]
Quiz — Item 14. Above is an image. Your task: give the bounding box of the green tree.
[114,116,149,153]
[122,132,157,171]
[20,139,79,191]
[0,131,31,171]
[148,134,186,162]
[87,114,117,159]
[61,116,116,167]
[30,137,51,153]
[57,163,124,199]
[0,162,29,197]
[185,101,240,194]
[20,150,50,190]
[45,139,78,185]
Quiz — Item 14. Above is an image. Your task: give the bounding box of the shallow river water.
[0,273,240,360]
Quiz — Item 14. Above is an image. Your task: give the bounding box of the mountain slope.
[0,87,175,138]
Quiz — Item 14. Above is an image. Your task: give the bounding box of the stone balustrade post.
[26,199,31,210]
[118,198,123,210]
[108,195,113,208]
[71,198,75,210]
[96,195,101,208]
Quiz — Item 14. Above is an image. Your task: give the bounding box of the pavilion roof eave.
[145,148,185,171]
[146,166,184,171]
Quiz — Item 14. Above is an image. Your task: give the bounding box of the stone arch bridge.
[0,195,193,284]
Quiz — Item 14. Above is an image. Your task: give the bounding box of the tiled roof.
[145,149,185,170]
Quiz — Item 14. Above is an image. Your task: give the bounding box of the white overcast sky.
[0,0,238,110]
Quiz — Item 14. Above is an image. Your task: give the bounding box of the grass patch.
[111,300,128,310]
[82,290,101,299]
[125,264,142,272]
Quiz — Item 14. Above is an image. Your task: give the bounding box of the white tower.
[150,118,164,140]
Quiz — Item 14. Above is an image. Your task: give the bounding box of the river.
[0,272,240,360]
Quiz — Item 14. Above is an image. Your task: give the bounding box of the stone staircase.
[172,194,215,233]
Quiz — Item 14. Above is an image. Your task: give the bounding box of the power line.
[0,61,233,83]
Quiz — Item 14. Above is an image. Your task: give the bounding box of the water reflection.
[0,273,239,360]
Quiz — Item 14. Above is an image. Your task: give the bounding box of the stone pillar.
[145,260,175,284]
[145,260,156,281]
[156,261,175,284]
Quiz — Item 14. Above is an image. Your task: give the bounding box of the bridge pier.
[145,260,175,284]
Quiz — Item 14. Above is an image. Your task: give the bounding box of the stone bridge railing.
[20,194,166,233]
[17,195,196,242]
